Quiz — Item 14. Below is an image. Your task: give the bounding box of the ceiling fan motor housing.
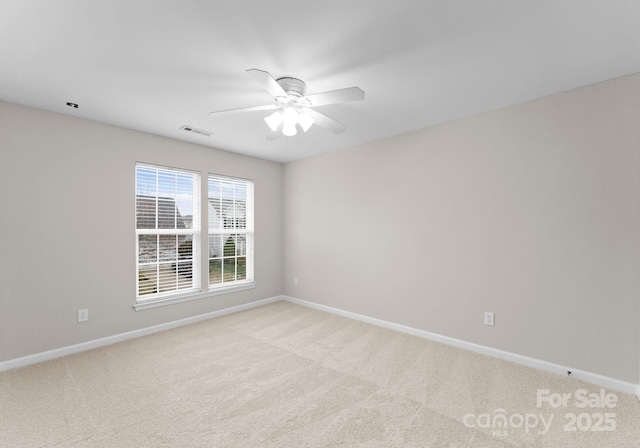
[276,77,306,98]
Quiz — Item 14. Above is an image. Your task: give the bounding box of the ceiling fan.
[208,69,365,139]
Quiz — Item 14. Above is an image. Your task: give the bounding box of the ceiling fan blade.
[305,87,365,107]
[305,109,347,134]
[246,68,288,100]
[208,104,278,116]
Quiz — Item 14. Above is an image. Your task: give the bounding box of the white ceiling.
[1,1,639,163]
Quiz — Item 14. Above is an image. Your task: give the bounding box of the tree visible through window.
[208,175,254,287]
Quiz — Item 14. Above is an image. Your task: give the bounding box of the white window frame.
[133,165,256,311]
[135,163,201,306]
[207,174,254,290]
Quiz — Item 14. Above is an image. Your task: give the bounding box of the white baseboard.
[4,294,638,400]
[0,295,283,373]
[283,296,640,398]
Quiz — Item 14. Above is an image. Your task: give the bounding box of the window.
[135,164,200,300]
[134,165,254,310]
[208,175,254,288]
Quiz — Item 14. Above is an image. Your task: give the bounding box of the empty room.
[1,1,639,447]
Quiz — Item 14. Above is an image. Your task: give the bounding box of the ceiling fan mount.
[209,69,365,139]
[275,77,306,99]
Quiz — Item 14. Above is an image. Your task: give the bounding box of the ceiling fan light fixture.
[280,106,301,136]
[264,111,282,131]
[282,106,299,126]
[282,121,297,137]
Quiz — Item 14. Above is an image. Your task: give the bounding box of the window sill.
[133,282,257,311]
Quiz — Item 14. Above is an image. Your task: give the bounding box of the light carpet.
[1,300,639,447]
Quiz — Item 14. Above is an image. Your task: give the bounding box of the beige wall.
[0,101,283,362]
[2,73,639,385]
[283,74,640,383]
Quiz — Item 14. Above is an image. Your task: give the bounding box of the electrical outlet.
[484,312,494,326]
[78,309,89,323]
[293,277,298,286]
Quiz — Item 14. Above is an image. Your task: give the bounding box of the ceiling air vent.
[180,125,213,137]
